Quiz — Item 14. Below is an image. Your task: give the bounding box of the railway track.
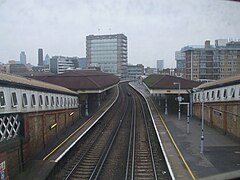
[125,90,170,180]
[48,83,171,179]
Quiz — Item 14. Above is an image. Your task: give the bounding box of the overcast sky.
[0,0,240,68]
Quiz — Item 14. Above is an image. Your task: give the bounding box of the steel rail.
[138,95,158,180]
[65,84,128,180]
[64,86,125,180]
[89,95,130,180]
[124,93,136,180]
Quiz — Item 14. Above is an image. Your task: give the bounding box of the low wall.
[0,108,79,179]
[193,101,240,139]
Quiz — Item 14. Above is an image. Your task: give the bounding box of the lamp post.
[193,88,205,154]
[173,82,181,120]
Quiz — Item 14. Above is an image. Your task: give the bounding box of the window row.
[193,86,240,102]
[0,90,78,109]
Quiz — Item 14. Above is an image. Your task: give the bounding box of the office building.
[50,56,80,74]
[175,51,185,73]
[156,60,164,72]
[184,40,240,81]
[20,51,26,65]
[145,67,157,75]
[86,34,128,78]
[79,58,87,69]
[38,48,43,66]
[44,54,50,65]
[127,64,144,80]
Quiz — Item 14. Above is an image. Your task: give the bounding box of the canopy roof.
[28,70,120,93]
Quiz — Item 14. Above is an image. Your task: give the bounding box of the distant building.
[127,64,144,80]
[86,34,128,79]
[38,48,43,66]
[50,56,80,74]
[183,40,240,81]
[215,39,228,47]
[175,51,185,74]
[9,64,29,75]
[158,68,178,76]
[20,51,26,64]
[79,58,87,69]
[145,67,157,75]
[0,62,5,72]
[8,60,20,64]
[44,54,50,65]
[156,60,164,72]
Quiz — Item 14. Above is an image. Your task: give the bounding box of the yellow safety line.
[151,100,196,180]
[42,114,96,160]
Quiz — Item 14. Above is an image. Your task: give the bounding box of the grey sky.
[0,0,240,68]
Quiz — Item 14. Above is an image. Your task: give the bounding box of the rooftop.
[197,74,240,90]
[27,70,120,93]
[143,74,201,90]
[0,72,77,95]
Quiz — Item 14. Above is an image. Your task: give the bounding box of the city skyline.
[0,0,240,68]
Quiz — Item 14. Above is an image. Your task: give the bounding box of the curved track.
[48,83,171,180]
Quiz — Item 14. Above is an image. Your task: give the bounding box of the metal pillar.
[85,96,89,116]
[189,93,193,117]
[165,97,168,115]
[187,103,190,134]
[98,94,101,107]
[158,95,161,106]
[180,102,190,134]
[200,90,205,154]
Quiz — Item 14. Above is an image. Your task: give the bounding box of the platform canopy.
[143,74,201,94]
[0,71,77,95]
[27,70,120,94]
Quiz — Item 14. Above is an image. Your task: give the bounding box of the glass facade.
[86,34,128,78]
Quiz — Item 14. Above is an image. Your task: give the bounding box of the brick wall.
[0,108,79,179]
[23,109,79,161]
[193,102,240,139]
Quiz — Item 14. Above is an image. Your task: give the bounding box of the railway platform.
[130,82,240,179]
[14,86,119,180]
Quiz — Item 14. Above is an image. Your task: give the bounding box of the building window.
[56,97,59,107]
[0,91,6,107]
[39,95,43,106]
[31,94,36,107]
[64,97,67,107]
[206,92,210,101]
[217,90,220,99]
[45,95,49,106]
[230,88,235,98]
[51,96,55,107]
[60,97,63,107]
[197,93,200,101]
[211,91,215,100]
[223,89,227,99]
[11,92,18,107]
[22,93,28,107]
